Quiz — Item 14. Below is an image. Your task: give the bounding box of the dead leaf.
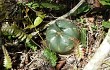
[56,60,66,70]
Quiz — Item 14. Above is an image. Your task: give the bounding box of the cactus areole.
[46,19,80,54]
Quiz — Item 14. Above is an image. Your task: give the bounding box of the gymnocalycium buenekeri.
[46,19,80,54]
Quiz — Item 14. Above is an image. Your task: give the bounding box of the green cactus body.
[46,19,80,54]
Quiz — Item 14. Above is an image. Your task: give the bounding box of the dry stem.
[44,0,85,29]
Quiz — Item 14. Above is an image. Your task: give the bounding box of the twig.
[44,0,85,29]
[59,0,85,19]
[83,29,110,70]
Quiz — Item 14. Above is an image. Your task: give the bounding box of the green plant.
[1,23,32,42]
[26,1,65,10]
[46,19,80,54]
[2,46,12,69]
[99,0,110,6]
[80,28,87,47]
[73,3,91,16]
[0,0,7,21]
[102,21,110,28]
[1,23,37,50]
[43,48,57,66]
[25,11,46,29]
